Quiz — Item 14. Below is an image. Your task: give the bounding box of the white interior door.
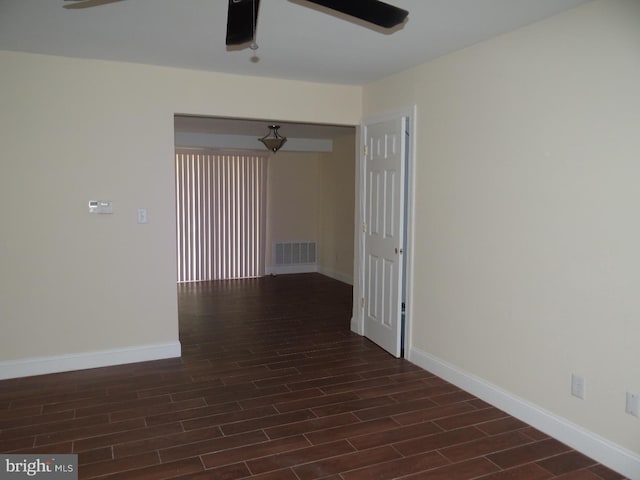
[362,116,406,357]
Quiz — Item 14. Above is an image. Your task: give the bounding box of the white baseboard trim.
[317,267,353,285]
[0,342,182,380]
[408,347,640,480]
[265,265,318,276]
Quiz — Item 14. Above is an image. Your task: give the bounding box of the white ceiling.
[0,0,592,86]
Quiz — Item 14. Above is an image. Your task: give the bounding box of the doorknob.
[395,248,403,255]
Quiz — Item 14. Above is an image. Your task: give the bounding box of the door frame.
[351,105,417,358]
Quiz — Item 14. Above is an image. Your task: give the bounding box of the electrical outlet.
[571,374,585,399]
[625,392,639,417]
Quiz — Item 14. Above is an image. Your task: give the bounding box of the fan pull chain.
[249,0,259,62]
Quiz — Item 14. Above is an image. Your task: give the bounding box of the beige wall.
[363,0,639,457]
[0,50,361,364]
[318,133,356,283]
[265,134,356,283]
[266,151,321,266]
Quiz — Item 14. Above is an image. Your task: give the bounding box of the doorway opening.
[173,114,357,339]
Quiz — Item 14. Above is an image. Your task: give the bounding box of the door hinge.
[361,297,365,308]
[363,144,368,156]
[362,223,367,233]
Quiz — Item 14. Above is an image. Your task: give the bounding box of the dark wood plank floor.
[0,273,627,479]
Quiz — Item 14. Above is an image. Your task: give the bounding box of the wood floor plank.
[35,418,146,446]
[79,451,161,479]
[340,451,450,480]
[401,457,500,480]
[487,438,573,469]
[393,426,488,456]
[112,426,223,459]
[73,422,184,452]
[347,420,442,450]
[291,445,401,480]
[159,430,268,463]
[200,434,311,469]
[0,413,111,441]
[264,412,359,439]
[246,439,355,474]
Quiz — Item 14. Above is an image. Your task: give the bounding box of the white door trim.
[352,105,417,357]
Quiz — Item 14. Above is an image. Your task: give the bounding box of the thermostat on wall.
[88,200,113,214]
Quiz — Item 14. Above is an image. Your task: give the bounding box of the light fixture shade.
[259,125,287,153]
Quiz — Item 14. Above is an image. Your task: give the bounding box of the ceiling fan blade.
[63,0,126,9]
[303,0,408,28]
[226,0,261,46]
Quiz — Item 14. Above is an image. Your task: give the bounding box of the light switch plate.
[137,208,148,224]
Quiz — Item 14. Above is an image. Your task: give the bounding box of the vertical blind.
[176,151,267,282]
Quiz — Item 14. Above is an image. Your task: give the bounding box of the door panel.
[362,116,406,357]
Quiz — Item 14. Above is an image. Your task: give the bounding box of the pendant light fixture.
[258,125,287,153]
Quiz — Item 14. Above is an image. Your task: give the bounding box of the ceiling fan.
[63,0,409,46]
[63,0,126,8]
